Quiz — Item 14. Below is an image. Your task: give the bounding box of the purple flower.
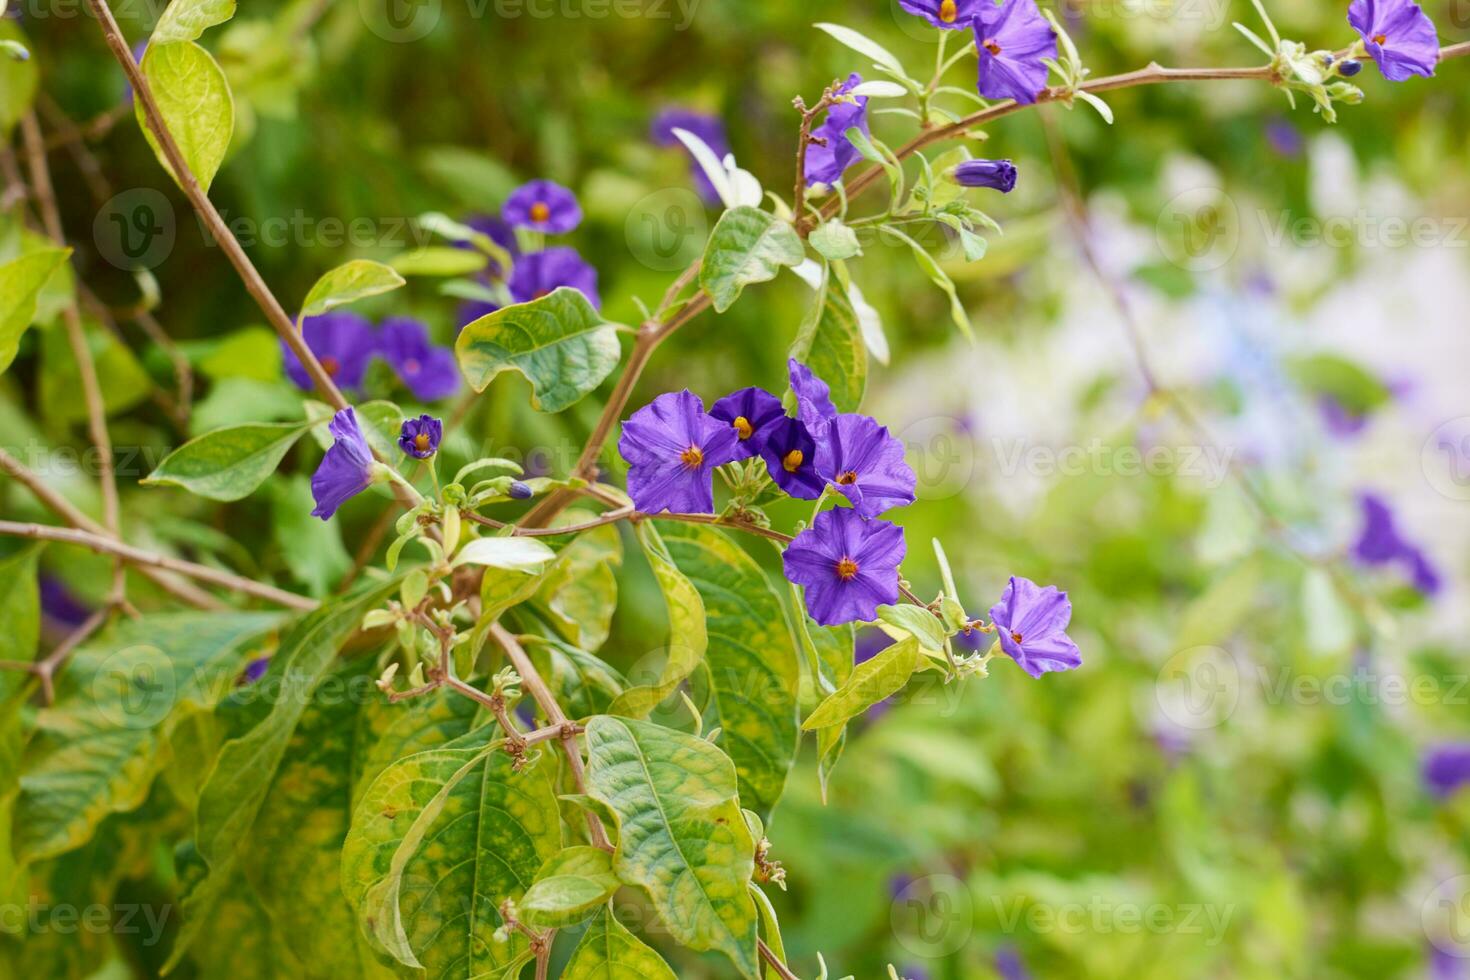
[40,575,91,628]
[283,311,375,393]
[242,657,271,685]
[457,214,518,277]
[1352,492,1441,595]
[709,387,785,461]
[509,481,534,500]
[974,0,1058,105]
[804,74,870,188]
[1349,0,1439,81]
[817,414,917,518]
[759,416,826,500]
[784,509,905,627]
[508,247,601,310]
[618,391,740,515]
[311,408,376,521]
[502,180,582,234]
[378,317,460,402]
[1319,395,1368,438]
[398,414,443,460]
[1423,743,1470,799]
[952,158,1017,192]
[1265,118,1305,158]
[988,576,1082,679]
[899,0,981,29]
[996,945,1032,980]
[651,107,730,204]
[789,359,838,430]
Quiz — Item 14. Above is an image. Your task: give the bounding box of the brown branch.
[759,938,800,980]
[0,521,316,610]
[489,624,612,851]
[792,85,840,237]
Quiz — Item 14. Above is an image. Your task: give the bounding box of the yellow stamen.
[983,38,1002,56]
[414,432,432,453]
[1372,33,1386,45]
[530,201,551,223]
[939,0,958,23]
[320,356,340,377]
[1011,631,1024,644]
[782,449,804,473]
[837,470,858,485]
[733,416,753,440]
[679,445,704,468]
[835,558,859,581]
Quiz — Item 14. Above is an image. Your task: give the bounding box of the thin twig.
[0,521,316,610]
[759,938,800,980]
[792,85,839,238]
[490,624,612,851]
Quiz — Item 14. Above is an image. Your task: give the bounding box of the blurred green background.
[5,0,1470,976]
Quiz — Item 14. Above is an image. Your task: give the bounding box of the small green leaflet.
[561,908,677,980]
[877,604,948,652]
[390,246,488,277]
[451,535,557,572]
[135,42,235,193]
[802,635,923,731]
[812,22,906,79]
[0,20,38,137]
[151,0,236,44]
[142,421,312,502]
[699,206,805,313]
[299,259,406,319]
[518,846,621,928]
[0,248,70,375]
[455,287,622,412]
[607,523,707,718]
[878,224,973,340]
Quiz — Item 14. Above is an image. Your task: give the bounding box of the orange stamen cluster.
[733,416,753,440]
[530,201,551,223]
[835,558,860,581]
[939,0,958,23]
[783,449,804,473]
[679,446,704,469]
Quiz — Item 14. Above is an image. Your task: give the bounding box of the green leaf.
[802,635,922,731]
[750,883,789,980]
[15,612,280,862]
[561,908,678,980]
[809,219,862,261]
[530,517,622,651]
[142,421,310,502]
[608,523,707,718]
[812,22,906,78]
[135,41,235,193]
[271,474,351,596]
[167,583,398,970]
[877,604,948,652]
[352,688,479,809]
[452,535,557,572]
[789,272,866,414]
[39,321,153,423]
[151,0,237,44]
[300,259,406,319]
[584,715,760,979]
[0,545,41,665]
[518,846,621,928]
[342,731,563,973]
[0,247,70,375]
[658,522,799,821]
[0,21,38,138]
[455,287,622,412]
[525,638,627,720]
[390,246,488,277]
[699,206,805,314]
[878,224,972,341]
[195,325,282,382]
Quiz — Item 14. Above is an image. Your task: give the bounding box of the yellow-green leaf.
[607,523,707,718]
[135,41,235,192]
[561,908,677,980]
[519,846,620,929]
[142,421,311,502]
[802,635,922,731]
[151,0,236,44]
[699,206,805,314]
[300,259,406,319]
[0,248,70,374]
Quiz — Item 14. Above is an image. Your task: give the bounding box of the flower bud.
[509,481,534,500]
[1337,58,1363,77]
[950,158,1018,193]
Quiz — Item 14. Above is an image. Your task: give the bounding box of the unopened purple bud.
[1338,58,1363,77]
[952,158,1017,193]
[509,481,534,500]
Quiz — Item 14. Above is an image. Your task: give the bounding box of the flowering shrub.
[0,0,1465,977]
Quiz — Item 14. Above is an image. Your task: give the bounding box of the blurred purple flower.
[398,414,443,460]
[502,179,582,234]
[1423,743,1470,799]
[1431,941,1467,980]
[122,40,148,102]
[39,575,90,628]
[508,247,601,310]
[974,0,1057,104]
[242,657,270,685]
[1352,492,1441,595]
[759,416,826,500]
[899,0,980,29]
[989,576,1083,679]
[1265,118,1304,157]
[709,386,785,461]
[1319,395,1369,438]
[457,214,518,276]
[378,317,460,402]
[784,509,905,627]
[283,312,375,393]
[311,408,375,520]
[996,945,1032,980]
[1349,0,1439,81]
[619,391,740,514]
[651,107,730,203]
[804,74,870,187]
[953,158,1018,192]
[817,413,917,518]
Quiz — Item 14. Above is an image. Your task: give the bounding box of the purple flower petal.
[818,413,917,518]
[1349,0,1439,81]
[988,575,1082,678]
[804,74,870,187]
[502,179,582,234]
[788,359,838,429]
[952,158,1018,192]
[709,386,785,460]
[1423,743,1470,799]
[282,311,376,393]
[508,247,601,310]
[974,0,1058,104]
[379,317,461,402]
[311,408,375,520]
[759,416,826,500]
[398,414,443,459]
[784,509,905,626]
[899,0,983,29]
[619,390,740,514]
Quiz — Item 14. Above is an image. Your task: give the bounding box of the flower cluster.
[900,0,1058,104]
[310,409,447,519]
[283,312,460,403]
[1351,492,1440,594]
[457,181,601,327]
